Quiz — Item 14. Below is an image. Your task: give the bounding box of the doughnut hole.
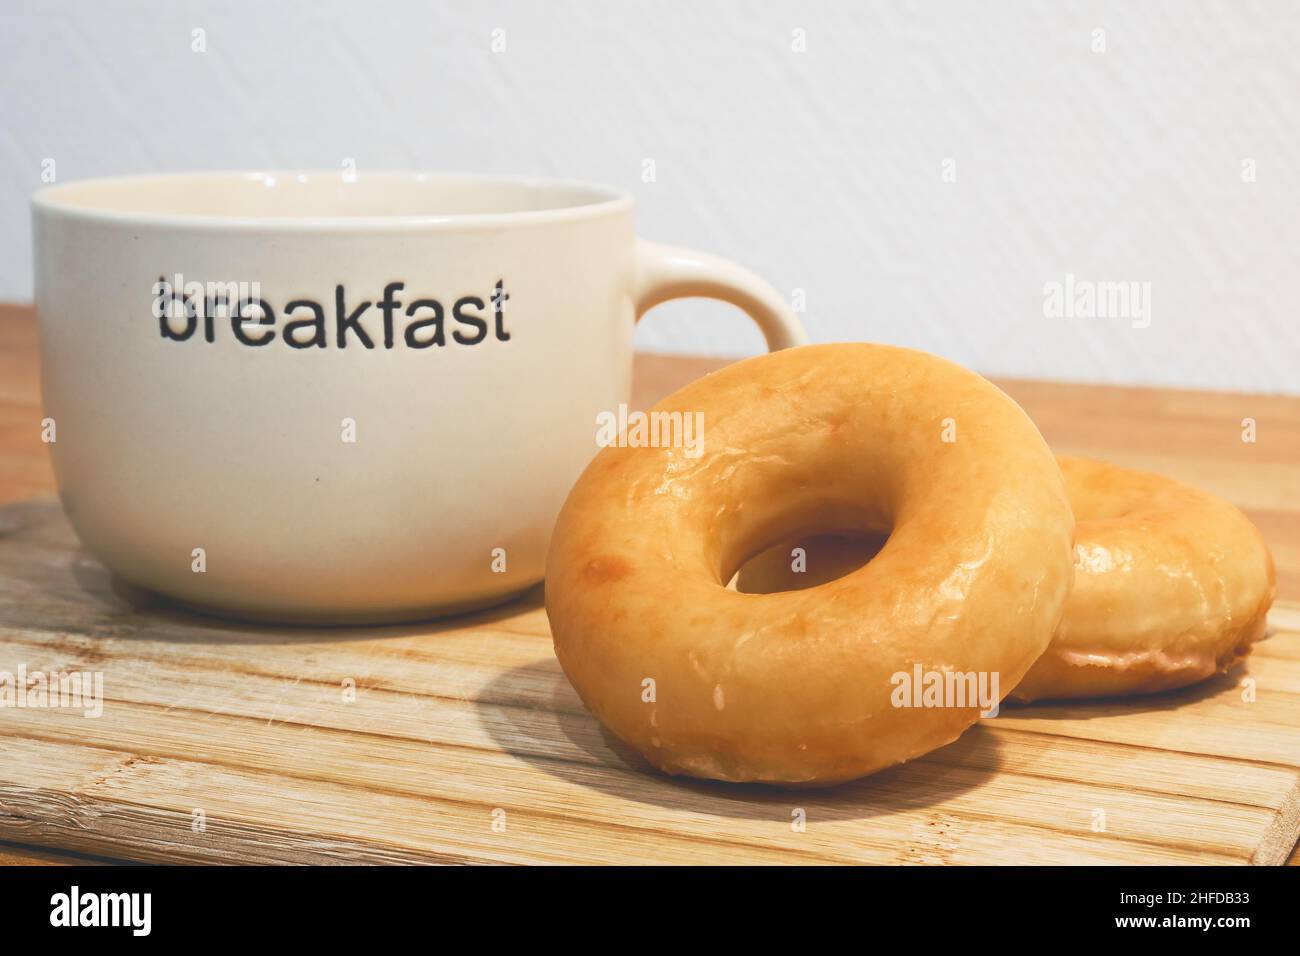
[732,531,888,593]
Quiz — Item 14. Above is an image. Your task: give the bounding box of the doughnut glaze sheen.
[545,343,1074,785]
[739,457,1276,702]
[1013,456,1275,701]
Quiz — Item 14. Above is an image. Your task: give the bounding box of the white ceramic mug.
[33,172,805,623]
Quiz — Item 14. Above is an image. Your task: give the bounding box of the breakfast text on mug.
[152,275,511,348]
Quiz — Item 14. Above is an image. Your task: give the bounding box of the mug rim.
[32,170,635,231]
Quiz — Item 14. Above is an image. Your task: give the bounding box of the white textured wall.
[2,0,1297,392]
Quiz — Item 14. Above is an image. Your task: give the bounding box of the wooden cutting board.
[1,497,1298,865]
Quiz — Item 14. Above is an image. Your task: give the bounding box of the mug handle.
[633,239,808,351]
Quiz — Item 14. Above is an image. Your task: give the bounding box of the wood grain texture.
[1,304,1298,864]
[0,839,109,866]
[0,497,1297,864]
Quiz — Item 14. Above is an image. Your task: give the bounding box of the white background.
[2,0,1296,392]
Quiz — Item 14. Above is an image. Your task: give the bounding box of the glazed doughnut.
[1014,456,1275,701]
[739,457,1276,702]
[545,343,1074,785]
